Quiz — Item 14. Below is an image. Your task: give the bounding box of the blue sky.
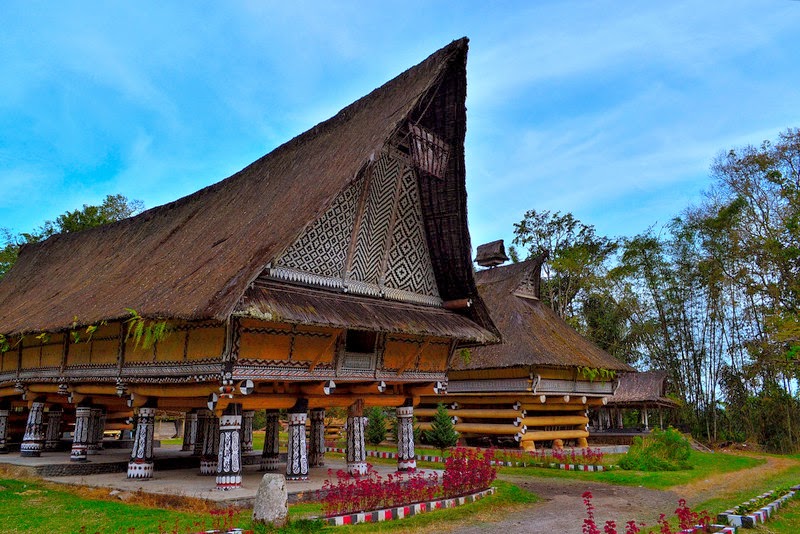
[2,1,799,253]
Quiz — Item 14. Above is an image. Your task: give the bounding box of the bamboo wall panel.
[186,327,225,360]
[68,340,92,366]
[40,339,63,367]
[383,339,418,370]
[1,351,15,371]
[239,331,290,361]
[90,339,118,364]
[417,342,449,372]
[155,331,185,362]
[125,338,154,363]
[291,333,336,363]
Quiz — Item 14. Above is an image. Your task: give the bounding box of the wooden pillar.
[396,404,416,472]
[200,413,219,475]
[0,406,9,454]
[193,409,209,456]
[309,408,326,468]
[182,411,198,452]
[216,404,243,490]
[21,397,47,457]
[241,410,255,453]
[44,407,63,451]
[286,400,309,481]
[643,406,649,431]
[127,406,156,479]
[260,410,280,471]
[346,400,366,476]
[659,408,664,429]
[71,405,93,462]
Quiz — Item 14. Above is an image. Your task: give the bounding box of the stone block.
[252,473,288,528]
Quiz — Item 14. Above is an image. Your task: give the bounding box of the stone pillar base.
[70,446,88,462]
[127,461,153,479]
[20,444,42,457]
[397,458,417,472]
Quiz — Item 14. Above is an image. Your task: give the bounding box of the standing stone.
[127,406,156,479]
[286,411,308,480]
[44,408,63,451]
[182,411,198,452]
[20,398,46,457]
[396,405,416,472]
[200,414,220,475]
[242,410,255,453]
[260,411,280,471]
[252,473,288,528]
[309,408,326,467]
[216,406,243,490]
[0,407,9,454]
[71,405,92,462]
[346,400,367,476]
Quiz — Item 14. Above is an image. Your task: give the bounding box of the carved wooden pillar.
[0,407,9,454]
[193,409,209,456]
[216,404,242,490]
[44,407,63,451]
[260,410,281,471]
[346,400,366,476]
[182,411,198,452]
[21,397,47,457]
[241,410,255,453]
[396,404,416,472]
[70,405,92,462]
[200,413,219,475]
[286,400,309,481]
[93,408,106,453]
[309,408,326,468]
[127,406,156,479]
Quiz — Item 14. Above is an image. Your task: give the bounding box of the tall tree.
[0,194,144,279]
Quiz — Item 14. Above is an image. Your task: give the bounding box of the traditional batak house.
[0,38,497,488]
[592,370,677,437]
[419,241,633,450]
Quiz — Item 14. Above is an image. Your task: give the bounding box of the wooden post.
[21,397,47,457]
[309,408,326,468]
[216,404,243,490]
[396,404,416,472]
[260,410,281,471]
[286,403,309,481]
[242,410,255,453]
[346,400,366,476]
[127,406,156,479]
[70,405,92,462]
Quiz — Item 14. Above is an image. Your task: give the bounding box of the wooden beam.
[417,422,525,435]
[415,408,525,419]
[519,429,590,442]
[521,415,589,427]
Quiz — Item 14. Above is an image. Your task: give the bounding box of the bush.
[423,403,459,454]
[619,427,691,471]
[365,407,387,447]
[442,448,497,498]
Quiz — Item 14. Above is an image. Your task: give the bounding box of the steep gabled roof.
[451,257,633,372]
[607,370,677,406]
[0,38,495,340]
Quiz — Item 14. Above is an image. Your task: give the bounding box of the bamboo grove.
[512,128,800,452]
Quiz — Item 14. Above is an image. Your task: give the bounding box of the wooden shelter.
[592,370,677,435]
[0,38,498,486]
[419,243,633,450]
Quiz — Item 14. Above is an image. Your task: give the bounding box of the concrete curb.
[716,485,799,528]
[321,487,496,526]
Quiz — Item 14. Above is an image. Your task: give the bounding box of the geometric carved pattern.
[350,154,401,286]
[384,165,439,297]
[278,175,362,278]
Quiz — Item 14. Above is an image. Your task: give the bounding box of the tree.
[0,194,144,279]
[423,403,459,455]
[365,407,387,448]
[512,209,618,321]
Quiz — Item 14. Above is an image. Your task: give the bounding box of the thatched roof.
[451,256,633,372]
[0,38,496,342]
[606,370,677,406]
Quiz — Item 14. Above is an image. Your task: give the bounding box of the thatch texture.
[451,258,634,372]
[607,370,676,406]
[0,38,495,342]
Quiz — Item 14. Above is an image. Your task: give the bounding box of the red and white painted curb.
[716,486,799,528]
[322,487,496,526]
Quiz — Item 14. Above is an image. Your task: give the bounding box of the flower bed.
[716,485,800,528]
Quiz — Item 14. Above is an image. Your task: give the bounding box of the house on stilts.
[418,241,633,450]
[0,38,498,488]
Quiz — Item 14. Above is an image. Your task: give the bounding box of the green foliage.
[0,194,143,279]
[124,308,172,349]
[458,347,471,365]
[365,406,387,447]
[423,403,459,454]
[619,428,692,471]
[577,366,616,382]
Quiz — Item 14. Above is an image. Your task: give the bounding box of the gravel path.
[442,475,679,533]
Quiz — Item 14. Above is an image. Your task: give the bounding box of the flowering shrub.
[495,447,605,466]
[442,448,497,498]
[583,491,711,534]
[320,465,439,517]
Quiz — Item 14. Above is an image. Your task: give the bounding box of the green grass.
[498,451,763,490]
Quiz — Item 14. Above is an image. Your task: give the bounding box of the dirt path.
[673,454,798,504]
[441,475,678,533]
